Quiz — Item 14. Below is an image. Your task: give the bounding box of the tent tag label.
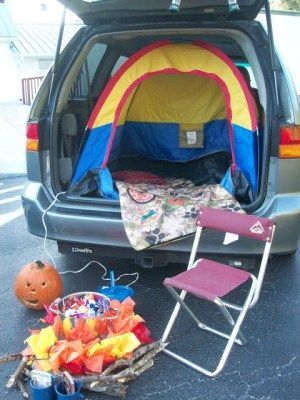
[187,131,197,144]
[180,129,204,148]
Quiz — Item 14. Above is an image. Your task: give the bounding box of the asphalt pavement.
[0,176,299,400]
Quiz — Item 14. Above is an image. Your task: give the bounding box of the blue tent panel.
[118,120,231,162]
[70,124,111,188]
[233,124,258,193]
[70,120,258,199]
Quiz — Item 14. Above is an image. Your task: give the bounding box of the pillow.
[112,171,166,185]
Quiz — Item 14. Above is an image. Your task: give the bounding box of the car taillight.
[279,125,300,158]
[26,122,39,151]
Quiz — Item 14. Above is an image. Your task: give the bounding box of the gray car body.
[22,17,300,263]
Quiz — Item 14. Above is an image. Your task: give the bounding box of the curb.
[0,173,27,180]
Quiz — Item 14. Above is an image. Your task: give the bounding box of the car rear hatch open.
[49,0,280,214]
[57,0,265,24]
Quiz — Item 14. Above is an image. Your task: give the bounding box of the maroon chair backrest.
[196,207,275,242]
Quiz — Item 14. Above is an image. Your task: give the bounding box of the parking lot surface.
[0,177,299,399]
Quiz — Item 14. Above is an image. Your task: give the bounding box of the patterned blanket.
[116,178,243,251]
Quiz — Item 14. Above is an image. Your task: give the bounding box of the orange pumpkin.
[14,260,62,310]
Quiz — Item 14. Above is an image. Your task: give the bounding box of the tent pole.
[264,0,282,118]
[48,7,66,109]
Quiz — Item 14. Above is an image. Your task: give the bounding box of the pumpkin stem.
[35,260,45,269]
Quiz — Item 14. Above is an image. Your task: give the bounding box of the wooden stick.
[132,340,161,362]
[76,374,116,384]
[76,340,165,384]
[102,341,165,383]
[133,359,154,377]
[122,360,154,383]
[100,358,132,376]
[82,382,127,397]
[132,341,166,371]
[0,352,22,366]
[99,341,161,377]
[113,341,166,379]
[22,368,32,379]
[16,379,29,399]
[6,356,29,389]
[76,368,133,383]
[77,371,135,384]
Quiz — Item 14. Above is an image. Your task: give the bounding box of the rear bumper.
[22,182,300,258]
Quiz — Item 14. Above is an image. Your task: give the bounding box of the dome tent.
[68,40,258,199]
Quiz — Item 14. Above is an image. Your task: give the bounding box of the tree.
[277,0,300,11]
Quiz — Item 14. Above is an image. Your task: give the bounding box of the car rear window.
[69,42,107,99]
[111,55,129,77]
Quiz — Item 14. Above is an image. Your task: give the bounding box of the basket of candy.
[50,291,120,323]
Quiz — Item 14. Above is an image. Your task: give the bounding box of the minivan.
[22,0,300,267]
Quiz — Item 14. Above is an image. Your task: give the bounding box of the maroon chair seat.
[164,259,251,302]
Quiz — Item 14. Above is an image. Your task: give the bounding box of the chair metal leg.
[161,291,187,344]
[161,228,203,343]
[215,300,247,345]
[166,287,206,328]
[211,276,257,376]
[162,275,257,377]
[165,286,243,345]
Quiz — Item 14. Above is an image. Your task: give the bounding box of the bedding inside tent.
[68,40,258,205]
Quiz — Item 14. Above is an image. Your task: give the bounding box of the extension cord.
[41,191,139,285]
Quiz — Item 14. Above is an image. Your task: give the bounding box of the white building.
[0,4,19,103]
[0,2,80,104]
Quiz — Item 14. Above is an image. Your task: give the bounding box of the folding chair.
[162,206,276,377]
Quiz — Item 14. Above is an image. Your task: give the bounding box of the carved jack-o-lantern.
[14,260,62,310]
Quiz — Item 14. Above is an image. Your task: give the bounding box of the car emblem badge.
[250,221,264,234]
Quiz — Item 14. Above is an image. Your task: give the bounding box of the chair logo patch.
[250,221,264,234]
